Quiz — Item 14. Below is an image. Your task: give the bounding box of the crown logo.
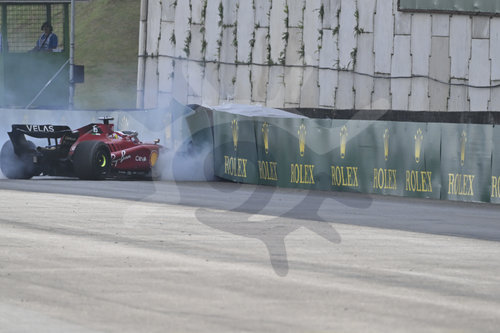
[340,125,348,159]
[231,119,238,151]
[460,130,467,166]
[383,129,390,161]
[414,128,424,164]
[298,123,306,157]
[262,122,269,154]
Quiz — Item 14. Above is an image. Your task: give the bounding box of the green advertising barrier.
[325,120,440,197]
[213,111,258,184]
[252,118,443,198]
[211,108,497,204]
[368,122,443,199]
[440,124,493,203]
[327,120,374,194]
[254,118,282,187]
[256,117,334,191]
[399,123,442,199]
[490,127,500,204]
[353,121,404,196]
[257,117,311,190]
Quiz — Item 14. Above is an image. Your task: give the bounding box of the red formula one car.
[1,117,162,180]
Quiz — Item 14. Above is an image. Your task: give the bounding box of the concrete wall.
[137,0,500,112]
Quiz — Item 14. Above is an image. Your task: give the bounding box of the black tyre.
[73,141,111,180]
[0,140,37,179]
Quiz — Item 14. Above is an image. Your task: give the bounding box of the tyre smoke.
[156,142,215,182]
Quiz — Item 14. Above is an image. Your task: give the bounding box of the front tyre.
[0,140,37,179]
[73,141,111,180]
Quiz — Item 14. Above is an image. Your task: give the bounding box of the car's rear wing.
[7,124,77,156]
[10,124,73,139]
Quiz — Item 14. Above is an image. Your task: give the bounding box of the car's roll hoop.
[99,116,114,125]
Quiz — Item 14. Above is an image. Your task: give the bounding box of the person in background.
[33,22,58,52]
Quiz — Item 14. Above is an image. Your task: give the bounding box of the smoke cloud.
[156,142,215,182]
[0,102,216,182]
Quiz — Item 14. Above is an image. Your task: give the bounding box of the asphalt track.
[1,178,500,332]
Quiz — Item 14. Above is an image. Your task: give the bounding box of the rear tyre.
[73,141,111,180]
[0,140,37,179]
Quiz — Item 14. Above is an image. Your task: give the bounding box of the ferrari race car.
[0,117,162,180]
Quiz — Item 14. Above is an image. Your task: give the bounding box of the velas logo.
[231,119,238,151]
[460,131,467,167]
[383,128,390,161]
[298,123,306,157]
[26,125,55,132]
[262,122,269,155]
[340,125,348,159]
[415,128,424,164]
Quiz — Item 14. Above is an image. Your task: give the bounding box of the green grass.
[74,0,140,110]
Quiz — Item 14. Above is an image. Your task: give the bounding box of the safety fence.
[0,2,69,108]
